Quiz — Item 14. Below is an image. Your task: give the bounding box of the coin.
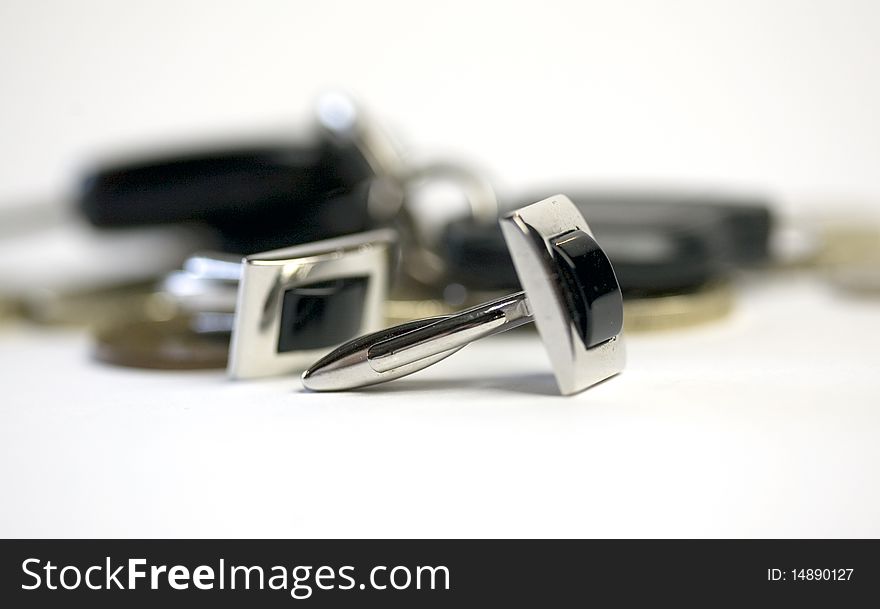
[21,281,177,327]
[817,224,880,266]
[0,297,19,321]
[816,224,880,295]
[826,261,880,295]
[622,282,735,332]
[92,315,231,370]
[387,282,735,332]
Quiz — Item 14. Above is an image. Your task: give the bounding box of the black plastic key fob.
[442,190,773,296]
[77,136,375,254]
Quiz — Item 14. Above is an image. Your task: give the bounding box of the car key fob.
[77,134,375,247]
[442,189,773,296]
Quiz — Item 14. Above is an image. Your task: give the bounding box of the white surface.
[2,272,878,538]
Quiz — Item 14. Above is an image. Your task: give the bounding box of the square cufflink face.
[500,195,625,395]
[227,229,396,379]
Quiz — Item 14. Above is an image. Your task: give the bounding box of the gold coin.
[21,281,177,327]
[387,282,735,332]
[814,224,880,295]
[385,298,454,324]
[815,224,880,266]
[622,282,735,332]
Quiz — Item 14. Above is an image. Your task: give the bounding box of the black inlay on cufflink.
[277,277,369,353]
[551,229,623,348]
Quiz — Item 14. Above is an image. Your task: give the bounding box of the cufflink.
[228,229,396,379]
[93,230,397,374]
[302,195,625,395]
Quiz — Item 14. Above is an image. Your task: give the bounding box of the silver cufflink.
[228,229,396,379]
[302,195,626,395]
[160,229,397,379]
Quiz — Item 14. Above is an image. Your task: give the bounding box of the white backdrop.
[1,0,880,208]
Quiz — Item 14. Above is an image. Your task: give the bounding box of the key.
[442,189,773,296]
[76,93,384,256]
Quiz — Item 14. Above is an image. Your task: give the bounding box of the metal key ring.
[387,162,499,287]
[317,91,499,287]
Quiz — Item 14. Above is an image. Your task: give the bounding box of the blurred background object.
[3,1,880,209]
[1,0,879,342]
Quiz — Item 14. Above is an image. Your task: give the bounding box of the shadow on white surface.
[298,372,562,397]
